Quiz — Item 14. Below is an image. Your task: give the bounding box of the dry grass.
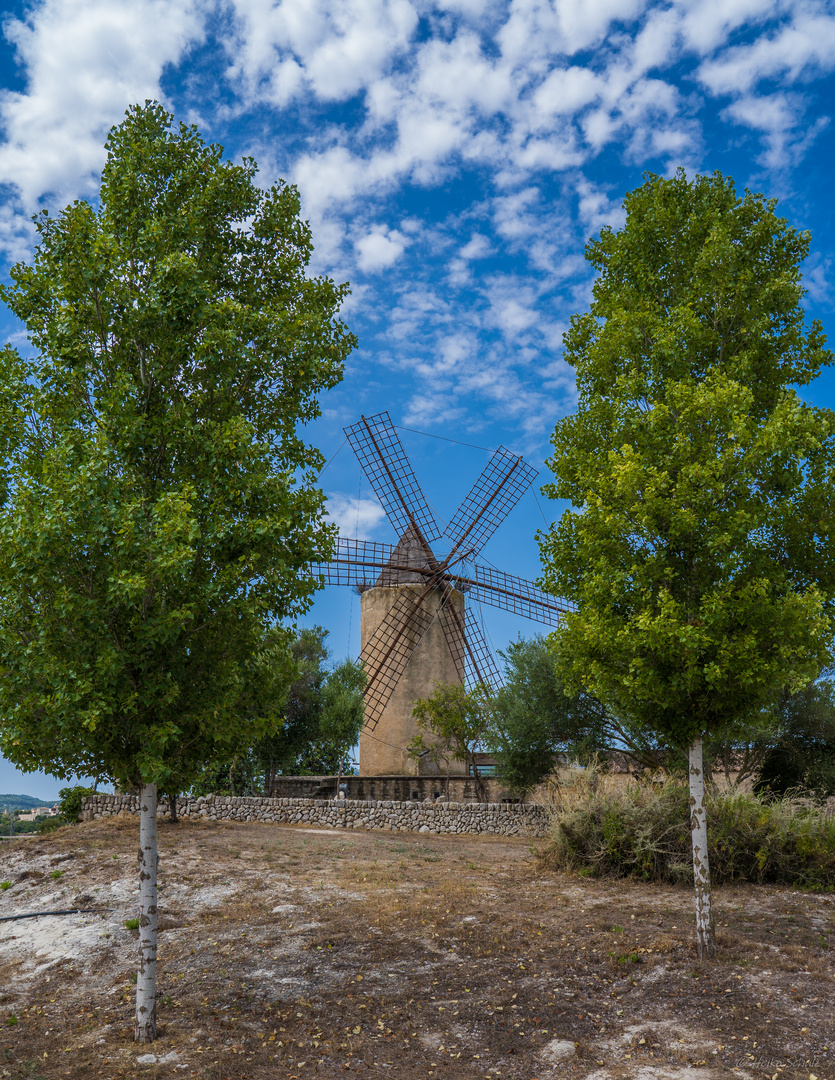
[0,816,833,1080]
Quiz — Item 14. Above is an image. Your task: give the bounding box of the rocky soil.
[0,815,833,1080]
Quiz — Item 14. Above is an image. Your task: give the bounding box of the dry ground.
[0,815,833,1080]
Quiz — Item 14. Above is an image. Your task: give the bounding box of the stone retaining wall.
[80,793,548,838]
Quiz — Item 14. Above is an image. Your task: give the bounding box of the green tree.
[318,656,366,792]
[255,626,365,788]
[189,626,366,796]
[754,678,835,799]
[539,169,835,959]
[168,624,297,813]
[488,636,674,796]
[0,103,354,1039]
[409,682,491,802]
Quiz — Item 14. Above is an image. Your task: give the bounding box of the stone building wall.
[266,774,505,803]
[80,793,548,838]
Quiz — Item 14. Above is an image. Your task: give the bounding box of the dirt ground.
[0,816,833,1080]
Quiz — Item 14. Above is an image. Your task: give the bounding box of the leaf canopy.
[539,170,835,749]
[0,102,355,790]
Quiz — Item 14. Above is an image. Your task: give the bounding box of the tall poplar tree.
[539,170,835,959]
[0,103,354,1039]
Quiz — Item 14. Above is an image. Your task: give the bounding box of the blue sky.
[0,0,834,798]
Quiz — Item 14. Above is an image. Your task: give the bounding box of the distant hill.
[0,793,56,810]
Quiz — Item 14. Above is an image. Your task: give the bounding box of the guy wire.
[319,435,348,476]
[395,424,493,454]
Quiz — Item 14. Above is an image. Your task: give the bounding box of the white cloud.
[803,251,833,306]
[698,11,835,95]
[447,232,493,284]
[484,276,540,338]
[0,0,204,212]
[325,492,387,539]
[723,91,829,169]
[227,0,419,104]
[531,66,602,124]
[355,225,409,271]
[552,0,648,54]
[0,205,37,265]
[459,233,492,260]
[679,0,780,56]
[575,177,625,236]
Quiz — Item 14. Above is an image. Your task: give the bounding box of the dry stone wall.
[80,793,548,838]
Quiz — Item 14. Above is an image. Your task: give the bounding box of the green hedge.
[542,782,835,890]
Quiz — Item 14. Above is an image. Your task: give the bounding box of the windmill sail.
[445,447,537,559]
[344,412,443,543]
[466,566,574,626]
[437,596,503,692]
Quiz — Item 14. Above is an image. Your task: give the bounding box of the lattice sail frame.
[344,413,442,544]
[312,537,573,625]
[317,412,572,729]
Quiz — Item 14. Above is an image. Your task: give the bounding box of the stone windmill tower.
[316,412,572,775]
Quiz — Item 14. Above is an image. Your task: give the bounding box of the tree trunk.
[470,759,487,804]
[135,782,159,1042]
[167,792,178,824]
[688,738,716,960]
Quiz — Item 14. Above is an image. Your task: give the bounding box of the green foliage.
[488,635,679,794]
[317,656,366,774]
[125,918,140,930]
[409,682,491,800]
[0,881,10,890]
[189,751,262,799]
[539,169,835,751]
[257,627,365,779]
[190,626,365,794]
[0,794,53,811]
[755,678,835,799]
[0,812,36,835]
[57,786,95,823]
[543,780,835,890]
[0,102,354,793]
[36,815,66,834]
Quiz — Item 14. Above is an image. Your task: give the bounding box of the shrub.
[36,815,65,834]
[56,786,96,823]
[540,770,835,890]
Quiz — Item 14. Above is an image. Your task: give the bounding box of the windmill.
[315,412,573,775]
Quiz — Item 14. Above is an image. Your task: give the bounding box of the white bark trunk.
[135,781,158,1042]
[688,738,716,960]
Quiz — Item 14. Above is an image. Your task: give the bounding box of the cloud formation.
[0,0,204,212]
[0,0,832,447]
[325,492,387,539]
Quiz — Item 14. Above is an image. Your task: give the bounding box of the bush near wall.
[541,780,835,890]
